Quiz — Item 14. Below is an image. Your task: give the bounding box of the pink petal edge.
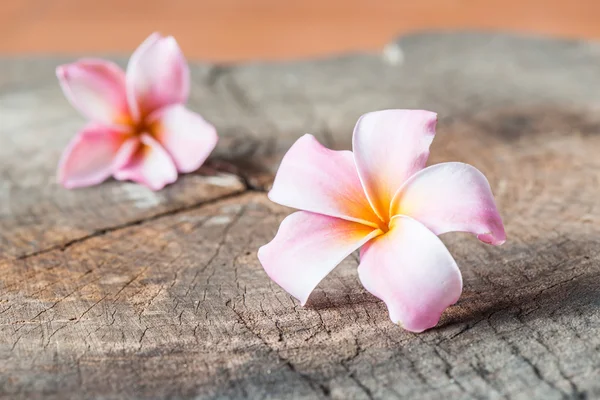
[56,59,130,126]
[268,134,381,228]
[113,134,178,191]
[150,105,218,173]
[352,109,437,222]
[358,216,463,333]
[126,32,190,119]
[58,124,128,189]
[258,211,382,305]
[390,162,506,245]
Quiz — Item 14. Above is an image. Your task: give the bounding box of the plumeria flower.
[56,33,218,190]
[258,110,506,333]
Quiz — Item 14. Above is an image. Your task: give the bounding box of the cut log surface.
[1,33,600,399]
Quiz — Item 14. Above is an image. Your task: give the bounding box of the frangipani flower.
[56,33,217,190]
[258,110,506,332]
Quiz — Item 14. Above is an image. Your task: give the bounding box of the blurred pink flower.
[258,110,506,332]
[57,32,217,190]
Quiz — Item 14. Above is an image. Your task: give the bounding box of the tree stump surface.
[1,33,599,399]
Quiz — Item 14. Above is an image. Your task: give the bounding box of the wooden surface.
[1,0,600,61]
[1,32,600,399]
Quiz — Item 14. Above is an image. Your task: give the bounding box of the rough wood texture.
[1,33,600,399]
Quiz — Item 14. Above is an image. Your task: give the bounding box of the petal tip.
[56,64,68,80]
[59,177,75,189]
[54,62,82,81]
[393,319,421,333]
[206,122,219,144]
[393,312,442,333]
[477,230,506,246]
[145,31,163,42]
[258,243,308,305]
[56,164,70,187]
[57,171,97,190]
[256,245,267,262]
[56,63,76,87]
[60,179,95,190]
[427,111,438,127]
[144,173,177,191]
[164,35,179,48]
[257,244,274,275]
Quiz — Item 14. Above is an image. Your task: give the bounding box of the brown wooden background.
[1,0,600,61]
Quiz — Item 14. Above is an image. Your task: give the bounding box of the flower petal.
[358,216,462,332]
[56,60,130,125]
[269,134,381,228]
[258,211,382,305]
[126,32,190,119]
[113,134,178,191]
[150,105,218,173]
[58,124,128,189]
[352,110,437,221]
[391,162,506,245]
[112,136,142,172]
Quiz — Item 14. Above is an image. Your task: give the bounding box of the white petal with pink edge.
[56,60,129,126]
[57,124,128,189]
[352,109,437,221]
[390,162,506,245]
[150,105,218,173]
[113,134,178,191]
[126,32,190,119]
[268,134,381,228]
[358,216,462,333]
[258,211,382,305]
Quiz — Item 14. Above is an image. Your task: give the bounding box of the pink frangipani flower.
[56,33,218,190]
[258,110,506,333]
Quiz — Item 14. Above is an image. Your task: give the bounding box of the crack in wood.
[3,32,600,399]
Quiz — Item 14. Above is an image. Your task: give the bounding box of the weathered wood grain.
[1,33,600,399]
